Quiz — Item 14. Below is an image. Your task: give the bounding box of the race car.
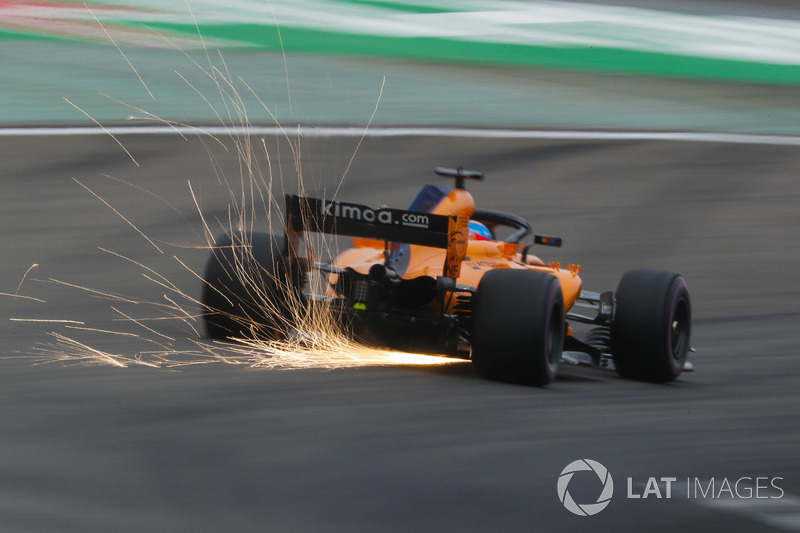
[202,167,692,385]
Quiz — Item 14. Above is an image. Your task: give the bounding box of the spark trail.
[12,5,461,372]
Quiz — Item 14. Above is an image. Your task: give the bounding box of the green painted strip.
[5,0,800,86]
[129,21,800,85]
[0,28,82,44]
[338,0,460,14]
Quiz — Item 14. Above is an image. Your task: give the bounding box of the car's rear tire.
[471,269,565,386]
[611,269,691,383]
[202,232,304,341]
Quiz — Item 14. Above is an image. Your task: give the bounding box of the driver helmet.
[468,220,492,241]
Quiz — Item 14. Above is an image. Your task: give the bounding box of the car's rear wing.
[285,194,468,278]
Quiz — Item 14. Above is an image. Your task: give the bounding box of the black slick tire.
[202,232,303,341]
[471,269,565,386]
[611,269,691,383]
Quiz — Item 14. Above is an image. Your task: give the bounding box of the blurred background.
[2,1,800,532]
[3,0,800,132]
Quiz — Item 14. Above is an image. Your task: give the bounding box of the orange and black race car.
[202,168,692,385]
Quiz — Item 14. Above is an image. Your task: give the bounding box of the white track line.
[3,125,800,146]
[637,480,800,531]
[695,492,800,531]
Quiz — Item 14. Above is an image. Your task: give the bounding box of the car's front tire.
[611,269,691,383]
[471,269,565,386]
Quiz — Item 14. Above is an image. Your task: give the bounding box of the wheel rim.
[545,301,564,370]
[670,296,690,365]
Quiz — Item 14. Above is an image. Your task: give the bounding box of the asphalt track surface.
[2,132,800,532]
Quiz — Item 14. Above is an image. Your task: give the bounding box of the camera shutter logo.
[557,459,614,516]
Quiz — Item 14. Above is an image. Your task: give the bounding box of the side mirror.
[534,234,562,247]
